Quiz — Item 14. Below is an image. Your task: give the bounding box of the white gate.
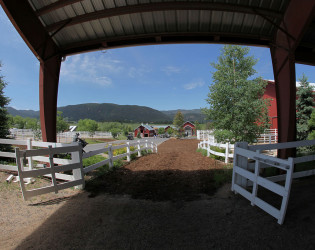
[16,145,84,201]
[232,140,315,224]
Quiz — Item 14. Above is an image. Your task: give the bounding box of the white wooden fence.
[0,138,75,177]
[0,138,157,200]
[9,129,113,142]
[256,129,278,144]
[16,144,84,201]
[197,129,278,144]
[198,140,234,163]
[57,131,112,142]
[197,130,214,141]
[232,139,315,224]
[82,140,157,174]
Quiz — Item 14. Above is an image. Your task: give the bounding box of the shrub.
[196,148,207,157]
[83,155,107,168]
[209,146,226,161]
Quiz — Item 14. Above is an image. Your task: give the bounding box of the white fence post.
[233,142,249,188]
[71,145,85,189]
[137,140,141,157]
[151,141,154,152]
[108,144,113,168]
[207,141,210,157]
[145,139,148,152]
[126,142,130,162]
[27,138,33,170]
[225,142,229,164]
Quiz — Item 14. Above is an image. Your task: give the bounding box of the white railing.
[232,139,315,225]
[0,138,75,174]
[198,140,234,163]
[257,129,278,144]
[82,140,157,174]
[1,138,158,199]
[16,144,84,201]
[58,131,112,140]
[197,130,216,142]
[9,129,113,142]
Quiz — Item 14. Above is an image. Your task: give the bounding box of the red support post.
[271,48,296,158]
[271,0,315,158]
[39,55,62,142]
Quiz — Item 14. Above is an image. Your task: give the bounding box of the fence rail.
[1,138,158,200]
[197,129,278,144]
[16,144,84,201]
[9,129,113,142]
[198,140,234,163]
[232,139,315,225]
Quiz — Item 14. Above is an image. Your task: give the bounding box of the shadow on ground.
[85,167,231,201]
[16,169,315,249]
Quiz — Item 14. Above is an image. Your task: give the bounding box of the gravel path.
[1,139,315,249]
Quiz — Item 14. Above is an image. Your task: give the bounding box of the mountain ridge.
[7,103,206,123]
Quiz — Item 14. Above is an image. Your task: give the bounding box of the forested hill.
[7,103,172,123]
[161,109,206,123]
[58,103,171,123]
[7,104,206,123]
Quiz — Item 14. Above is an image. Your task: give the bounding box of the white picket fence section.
[1,138,158,200]
[232,139,315,225]
[198,140,234,163]
[16,145,85,201]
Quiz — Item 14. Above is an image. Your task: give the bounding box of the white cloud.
[60,53,123,87]
[128,66,152,78]
[95,76,112,86]
[162,66,181,75]
[183,80,205,90]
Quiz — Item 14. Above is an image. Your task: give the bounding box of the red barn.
[134,124,156,137]
[263,81,278,129]
[182,121,196,136]
[262,80,315,130]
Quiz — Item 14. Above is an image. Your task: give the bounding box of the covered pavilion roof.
[1,0,315,65]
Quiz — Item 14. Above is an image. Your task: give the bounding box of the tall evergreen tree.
[0,62,11,150]
[296,74,315,141]
[203,45,270,143]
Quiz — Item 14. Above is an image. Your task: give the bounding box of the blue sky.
[1,7,315,112]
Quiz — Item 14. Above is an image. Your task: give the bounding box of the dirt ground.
[1,139,315,249]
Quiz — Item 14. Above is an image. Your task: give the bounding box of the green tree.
[167,127,174,136]
[56,111,69,133]
[203,45,270,143]
[77,119,98,137]
[25,117,40,131]
[158,127,165,134]
[110,127,121,138]
[0,62,11,150]
[12,115,26,129]
[308,109,315,140]
[173,111,184,136]
[296,74,314,141]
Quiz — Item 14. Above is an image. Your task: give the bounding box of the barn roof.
[182,121,195,127]
[135,124,155,131]
[1,0,315,65]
